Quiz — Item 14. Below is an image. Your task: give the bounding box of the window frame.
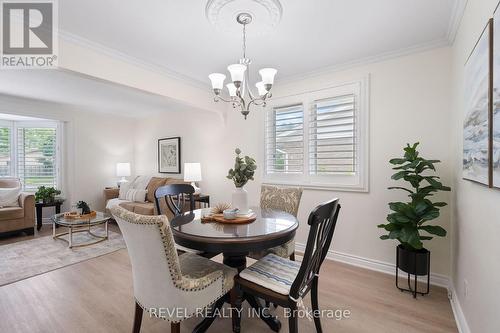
[0,119,61,191]
[263,78,369,192]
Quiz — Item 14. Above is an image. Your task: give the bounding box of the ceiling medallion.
[205,0,282,36]
[208,12,277,119]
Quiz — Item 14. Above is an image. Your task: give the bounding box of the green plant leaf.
[419,225,446,237]
[391,170,410,180]
[380,235,390,240]
[387,186,414,194]
[433,202,447,207]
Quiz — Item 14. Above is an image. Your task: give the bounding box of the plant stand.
[395,246,430,299]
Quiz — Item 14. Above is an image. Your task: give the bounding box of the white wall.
[0,95,135,213]
[450,0,500,332]
[134,47,453,277]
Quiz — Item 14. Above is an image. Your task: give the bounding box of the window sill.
[262,180,369,193]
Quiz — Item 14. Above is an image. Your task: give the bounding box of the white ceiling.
[60,0,460,85]
[0,69,191,117]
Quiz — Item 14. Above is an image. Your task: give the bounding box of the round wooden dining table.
[170,207,299,333]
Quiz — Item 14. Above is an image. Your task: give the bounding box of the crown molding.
[276,38,450,85]
[58,30,209,91]
[447,0,468,44]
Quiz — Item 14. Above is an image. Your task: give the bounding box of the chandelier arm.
[214,96,235,103]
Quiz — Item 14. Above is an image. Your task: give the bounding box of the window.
[264,79,368,191]
[0,120,61,191]
[266,104,304,174]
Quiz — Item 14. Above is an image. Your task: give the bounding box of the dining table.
[170,207,299,333]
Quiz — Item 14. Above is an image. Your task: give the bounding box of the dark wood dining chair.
[154,183,195,217]
[233,198,341,333]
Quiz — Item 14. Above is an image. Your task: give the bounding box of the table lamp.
[184,162,202,194]
[116,162,131,187]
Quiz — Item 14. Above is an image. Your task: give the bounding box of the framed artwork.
[158,137,181,174]
[463,19,493,186]
[493,9,500,188]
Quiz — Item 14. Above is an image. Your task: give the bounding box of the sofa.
[0,178,35,235]
[104,176,188,220]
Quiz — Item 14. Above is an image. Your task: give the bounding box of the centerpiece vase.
[231,187,249,214]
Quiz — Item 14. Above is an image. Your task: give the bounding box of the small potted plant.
[227,148,257,214]
[35,186,61,203]
[378,143,450,296]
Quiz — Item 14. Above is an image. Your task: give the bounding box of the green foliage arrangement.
[377,143,451,250]
[227,148,257,188]
[76,201,91,214]
[35,186,61,203]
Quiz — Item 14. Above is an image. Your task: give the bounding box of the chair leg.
[133,302,143,333]
[288,305,298,333]
[171,322,180,333]
[311,277,322,333]
[289,252,295,261]
[231,287,242,333]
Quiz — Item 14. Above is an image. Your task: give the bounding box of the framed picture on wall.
[158,137,181,174]
[463,19,493,186]
[493,9,500,188]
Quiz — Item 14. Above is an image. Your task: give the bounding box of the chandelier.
[208,13,277,119]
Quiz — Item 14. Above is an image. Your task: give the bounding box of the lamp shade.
[227,64,246,83]
[116,163,131,177]
[208,73,226,89]
[259,68,277,85]
[184,163,202,182]
[226,83,237,97]
[255,81,267,96]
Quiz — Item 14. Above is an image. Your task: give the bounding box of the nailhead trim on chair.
[110,206,229,290]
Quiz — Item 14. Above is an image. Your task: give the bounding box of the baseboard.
[448,283,471,333]
[294,242,471,332]
[294,242,449,288]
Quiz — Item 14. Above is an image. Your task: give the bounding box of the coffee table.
[52,212,111,248]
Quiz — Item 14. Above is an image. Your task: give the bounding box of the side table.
[36,200,65,231]
[194,194,210,208]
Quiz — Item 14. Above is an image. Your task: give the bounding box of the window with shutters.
[264,79,369,191]
[0,119,61,191]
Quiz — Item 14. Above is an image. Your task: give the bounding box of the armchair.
[0,178,35,235]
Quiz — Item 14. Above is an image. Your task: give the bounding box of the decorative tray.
[63,211,97,220]
[201,213,256,224]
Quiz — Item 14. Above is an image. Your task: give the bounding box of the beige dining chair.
[110,205,237,333]
[248,185,303,261]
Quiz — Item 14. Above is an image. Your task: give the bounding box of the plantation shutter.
[266,104,304,174]
[309,94,356,175]
[0,127,11,176]
[17,127,58,191]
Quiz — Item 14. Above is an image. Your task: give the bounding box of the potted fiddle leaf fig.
[378,143,450,282]
[227,148,257,214]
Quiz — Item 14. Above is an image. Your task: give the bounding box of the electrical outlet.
[464,279,469,299]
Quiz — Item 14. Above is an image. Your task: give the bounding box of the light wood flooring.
[0,224,458,333]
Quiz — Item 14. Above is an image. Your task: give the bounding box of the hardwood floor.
[0,225,458,333]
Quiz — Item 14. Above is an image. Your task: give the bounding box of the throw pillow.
[0,186,21,208]
[125,189,148,203]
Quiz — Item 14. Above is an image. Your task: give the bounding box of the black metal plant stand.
[395,246,430,299]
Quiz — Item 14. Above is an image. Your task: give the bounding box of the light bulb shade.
[116,163,131,177]
[226,83,237,97]
[208,73,226,89]
[255,81,267,96]
[227,64,247,83]
[259,68,277,85]
[184,163,202,182]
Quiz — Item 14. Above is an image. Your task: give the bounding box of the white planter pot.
[231,187,249,214]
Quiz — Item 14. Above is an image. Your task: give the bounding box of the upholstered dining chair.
[248,185,303,261]
[110,205,237,333]
[234,198,340,333]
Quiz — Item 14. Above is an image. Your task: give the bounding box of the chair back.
[110,205,183,309]
[154,184,195,217]
[289,198,340,300]
[260,185,303,217]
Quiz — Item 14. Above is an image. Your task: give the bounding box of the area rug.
[0,228,125,286]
